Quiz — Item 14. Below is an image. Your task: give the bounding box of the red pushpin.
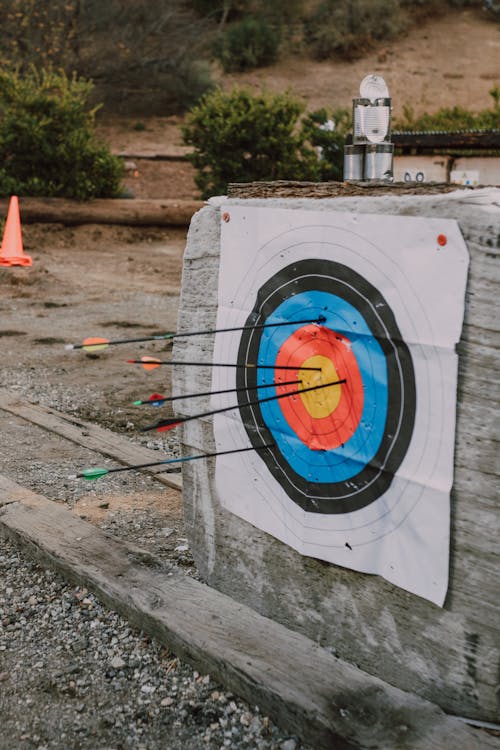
[437,234,447,247]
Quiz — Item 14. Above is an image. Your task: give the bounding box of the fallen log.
[0,197,204,227]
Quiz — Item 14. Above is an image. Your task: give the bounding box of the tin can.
[343,145,364,181]
[353,98,391,145]
[364,143,394,181]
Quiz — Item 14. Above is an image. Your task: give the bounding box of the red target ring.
[275,325,363,450]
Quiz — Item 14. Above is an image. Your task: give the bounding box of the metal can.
[353,98,391,144]
[364,143,394,181]
[343,145,364,181]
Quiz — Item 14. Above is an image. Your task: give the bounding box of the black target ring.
[236,259,416,514]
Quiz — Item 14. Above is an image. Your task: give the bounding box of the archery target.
[236,260,416,514]
[212,205,469,605]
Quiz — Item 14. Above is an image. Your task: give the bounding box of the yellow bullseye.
[298,354,342,418]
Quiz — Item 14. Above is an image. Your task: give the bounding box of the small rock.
[161,697,174,707]
[110,656,126,669]
[281,739,298,750]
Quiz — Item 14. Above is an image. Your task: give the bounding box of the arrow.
[65,335,173,353]
[133,392,168,407]
[143,378,347,433]
[133,379,302,406]
[65,316,326,352]
[69,444,274,481]
[128,356,322,372]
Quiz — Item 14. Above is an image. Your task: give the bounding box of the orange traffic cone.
[0,196,32,267]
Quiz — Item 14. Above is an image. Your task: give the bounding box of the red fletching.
[148,393,166,402]
[156,419,183,433]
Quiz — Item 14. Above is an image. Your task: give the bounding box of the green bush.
[305,0,408,60]
[182,87,320,198]
[214,16,281,72]
[394,89,500,130]
[301,108,351,181]
[0,66,124,199]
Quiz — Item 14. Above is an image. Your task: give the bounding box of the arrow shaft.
[144,378,347,433]
[69,317,325,350]
[76,444,273,478]
[136,379,302,406]
[129,360,321,371]
[169,316,325,340]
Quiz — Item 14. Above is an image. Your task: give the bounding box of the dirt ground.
[0,224,186,429]
[0,223,189,560]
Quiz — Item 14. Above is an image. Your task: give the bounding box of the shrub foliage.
[182,87,320,197]
[0,0,214,116]
[0,67,123,199]
[305,0,407,60]
[301,108,351,181]
[214,16,281,72]
[394,88,500,130]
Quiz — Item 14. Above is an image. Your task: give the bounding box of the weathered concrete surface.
[173,187,500,721]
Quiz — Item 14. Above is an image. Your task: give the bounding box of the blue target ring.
[236,259,416,514]
[256,291,388,483]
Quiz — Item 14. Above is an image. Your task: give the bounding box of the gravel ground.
[0,226,312,750]
[0,408,310,748]
[0,536,308,750]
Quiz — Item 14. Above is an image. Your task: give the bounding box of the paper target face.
[212,206,469,605]
[235,259,416,514]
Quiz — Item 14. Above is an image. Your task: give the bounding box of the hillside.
[94,6,499,200]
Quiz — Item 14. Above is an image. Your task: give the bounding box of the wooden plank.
[392,130,500,150]
[0,198,203,226]
[0,393,182,491]
[0,478,496,750]
[114,149,192,161]
[226,181,467,199]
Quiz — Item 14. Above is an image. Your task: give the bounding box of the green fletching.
[81,467,109,480]
[133,400,141,406]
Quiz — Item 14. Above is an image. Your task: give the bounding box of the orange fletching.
[141,356,161,371]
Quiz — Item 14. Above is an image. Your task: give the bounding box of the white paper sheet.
[213,206,469,606]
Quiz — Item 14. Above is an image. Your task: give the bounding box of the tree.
[0,0,214,115]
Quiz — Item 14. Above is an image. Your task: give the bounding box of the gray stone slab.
[175,188,500,721]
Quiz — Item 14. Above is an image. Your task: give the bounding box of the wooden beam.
[0,478,495,750]
[227,180,467,199]
[0,198,203,226]
[114,149,192,161]
[0,393,181,491]
[392,131,500,150]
